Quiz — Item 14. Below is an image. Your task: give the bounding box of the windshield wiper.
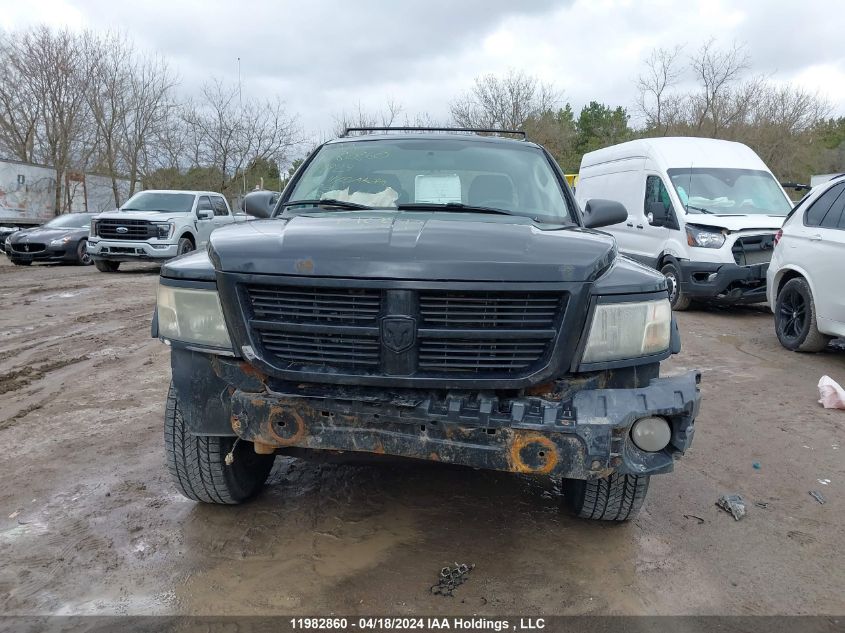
[685,204,713,214]
[283,198,373,210]
[397,202,517,217]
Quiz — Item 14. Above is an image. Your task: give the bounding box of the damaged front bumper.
[171,349,701,480]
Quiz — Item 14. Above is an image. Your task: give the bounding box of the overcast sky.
[4,0,844,144]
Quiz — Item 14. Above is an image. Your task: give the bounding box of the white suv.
[767,176,845,351]
[88,190,237,272]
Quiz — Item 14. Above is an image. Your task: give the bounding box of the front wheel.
[775,277,830,352]
[94,259,120,272]
[563,473,650,521]
[660,262,691,311]
[77,239,92,265]
[177,237,194,256]
[164,384,275,504]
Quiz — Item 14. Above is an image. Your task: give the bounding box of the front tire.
[775,277,830,352]
[94,259,120,272]
[77,239,92,265]
[563,473,650,521]
[164,384,274,504]
[661,262,691,311]
[177,237,194,256]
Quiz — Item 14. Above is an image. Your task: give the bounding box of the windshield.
[121,192,195,213]
[285,138,574,223]
[667,168,792,216]
[44,214,94,229]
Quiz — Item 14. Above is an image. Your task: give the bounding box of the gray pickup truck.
[152,129,701,521]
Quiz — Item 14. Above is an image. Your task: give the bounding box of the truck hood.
[96,211,190,223]
[684,213,785,232]
[206,212,617,282]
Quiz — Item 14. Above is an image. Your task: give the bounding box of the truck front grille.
[247,285,381,325]
[419,338,550,372]
[96,219,155,240]
[257,331,380,368]
[420,291,560,329]
[243,283,565,380]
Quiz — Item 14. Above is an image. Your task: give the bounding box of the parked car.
[768,176,845,351]
[4,213,96,266]
[87,190,239,272]
[576,138,793,310]
[0,226,21,253]
[152,128,702,522]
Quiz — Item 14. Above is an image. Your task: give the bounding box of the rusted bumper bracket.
[225,371,701,479]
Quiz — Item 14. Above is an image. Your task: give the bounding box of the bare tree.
[450,69,559,130]
[635,45,684,135]
[6,27,98,213]
[181,79,299,194]
[689,39,750,136]
[0,33,41,163]
[332,99,403,137]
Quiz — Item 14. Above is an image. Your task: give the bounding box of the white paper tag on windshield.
[415,174,461,204]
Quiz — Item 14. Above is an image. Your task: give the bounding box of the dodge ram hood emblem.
[381,316,416,353]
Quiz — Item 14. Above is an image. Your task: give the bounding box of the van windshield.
[285,138,575,224]
[667,168,792,216]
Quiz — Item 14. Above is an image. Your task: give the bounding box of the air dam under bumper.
[174,352,701,480]
[679,260,768,303]
[88,239,179,262]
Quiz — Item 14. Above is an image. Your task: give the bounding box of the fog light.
[631,416,671,452]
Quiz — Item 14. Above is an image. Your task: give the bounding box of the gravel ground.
[0,257,842,616]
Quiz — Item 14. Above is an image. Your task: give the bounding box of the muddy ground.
[0,256,842,616]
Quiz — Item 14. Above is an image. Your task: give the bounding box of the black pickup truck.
[153,129,701,521]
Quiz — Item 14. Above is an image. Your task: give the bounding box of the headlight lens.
[50,236,71,246]
[156,285,232,349]
[581,298,672,363]
[154,222,174,239]
[686,224,726,248]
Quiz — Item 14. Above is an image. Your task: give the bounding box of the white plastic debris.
[818,376,845,409]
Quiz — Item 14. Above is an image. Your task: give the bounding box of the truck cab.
[576,138,793,310]
[88,190,236,272]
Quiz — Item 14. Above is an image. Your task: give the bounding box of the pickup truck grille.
[243,284,565,378]
[247,285,381,325]
[96,219,156,240]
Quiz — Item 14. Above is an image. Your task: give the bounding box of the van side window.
[644,175,674,226]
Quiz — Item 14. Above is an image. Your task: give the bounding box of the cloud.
[4,0,843,142]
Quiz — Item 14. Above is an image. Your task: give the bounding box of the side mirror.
[646,201,668,226]
[242,190,278,219]
[197,209,213,220]
[583,199,628,229]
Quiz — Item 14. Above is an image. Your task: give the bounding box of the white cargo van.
[576,137,793,309]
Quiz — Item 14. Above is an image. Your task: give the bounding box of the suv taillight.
[774,229,783,246]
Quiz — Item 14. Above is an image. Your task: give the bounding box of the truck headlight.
[156,284,232,350]
[686,224,725,248]
[581,298,672,363]
[154,222,174,239]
